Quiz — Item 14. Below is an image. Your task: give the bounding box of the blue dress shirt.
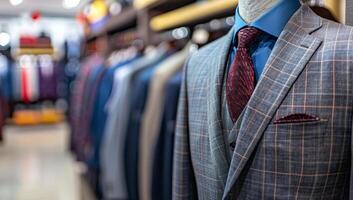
[230,0,301,80]
[223,0,301,159]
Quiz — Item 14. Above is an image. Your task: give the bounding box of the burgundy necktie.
[226,27,261,122]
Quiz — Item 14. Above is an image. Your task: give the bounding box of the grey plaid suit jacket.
[173,5,353,200]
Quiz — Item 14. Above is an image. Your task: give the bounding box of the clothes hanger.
[151,27,191,51]
[106,30,143,66]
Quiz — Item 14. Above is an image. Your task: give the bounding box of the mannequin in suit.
[239,0,279,23]
[173,0,353,199]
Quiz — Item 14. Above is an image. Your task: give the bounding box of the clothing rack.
[79,1,241,197]
[3,34,66,125]
[109,30,141,50]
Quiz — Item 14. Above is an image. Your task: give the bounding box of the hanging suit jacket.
[173,5,353,200]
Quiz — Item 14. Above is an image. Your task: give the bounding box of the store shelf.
[105,7,138,34]
[134,0,195,12]
[134,0,158,9]
[150,0,238,31]
[16,48,54,56]
[10,109,64,126]
[325,0,344,22]
[86,7,138,42]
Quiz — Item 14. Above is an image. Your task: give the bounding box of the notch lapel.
[223,5,323,198]
[206,27,235,186]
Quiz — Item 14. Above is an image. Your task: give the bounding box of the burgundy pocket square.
[274,113,321,124]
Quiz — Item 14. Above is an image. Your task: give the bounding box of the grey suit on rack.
[173,5,353,200]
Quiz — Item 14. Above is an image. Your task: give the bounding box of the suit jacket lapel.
[223,5,323,198]
[206,27,235,186]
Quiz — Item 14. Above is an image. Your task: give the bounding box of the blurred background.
[0,0,348,199]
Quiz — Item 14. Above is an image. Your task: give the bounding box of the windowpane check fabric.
[173,4,353,200]
[226,27,261,122]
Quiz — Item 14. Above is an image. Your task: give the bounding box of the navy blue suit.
[152,72,182,200]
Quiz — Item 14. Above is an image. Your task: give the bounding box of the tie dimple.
[237,27,261,48]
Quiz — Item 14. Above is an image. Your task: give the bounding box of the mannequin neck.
[238,0,280,23]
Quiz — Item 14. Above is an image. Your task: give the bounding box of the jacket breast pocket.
[261,113,330,175]
[249,113,350,198]
[266,113,329,141]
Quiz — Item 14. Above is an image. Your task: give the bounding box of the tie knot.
[237,27,261,48]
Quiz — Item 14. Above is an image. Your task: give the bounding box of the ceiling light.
[0,32,10,46]
[109,2,122,15]
[9,0,23,6]
[63,0,80,9]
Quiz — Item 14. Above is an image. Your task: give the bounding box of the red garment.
[21,67,30,103]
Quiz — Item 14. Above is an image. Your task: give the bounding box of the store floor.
[0,123,93,200]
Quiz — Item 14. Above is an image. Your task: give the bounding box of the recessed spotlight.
[63,0,80,9]
[9,0,23,6]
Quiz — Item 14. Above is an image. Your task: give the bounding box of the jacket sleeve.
[172,59,198,200]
